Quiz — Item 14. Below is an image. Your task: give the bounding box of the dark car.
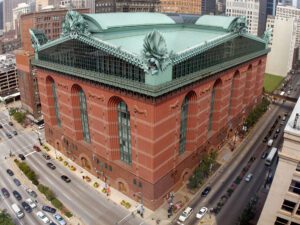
[46,162,56,170]
[13,178,21,186]
[61,175,71,183]
[1,188,10,198]
[8,121,13,126]
[33,145,41,152]
[26,188,37,198]
[21,201,32,213]
[201,186,211,197]
[6,169,14,176]
[6,133,12,139]
[42,153,50,160]
[276,128,280,134]
[273,134,279,139]
[13,190,22,201]
[50,222,57,225]
[0,124,2,128]
[261,151,268,159]
[18,154,25,160]
[13,131,18,135]
[42,205,56,214]
[263,137,268,143]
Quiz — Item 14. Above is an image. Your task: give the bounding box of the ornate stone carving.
[170,100,179,109]
[142,30,172,75]
[133,105,147,116]
[61,10,90,37]
[57,83,69,90]
[230,16,247,34]
[88,93,105,102]
[263,28,272,46]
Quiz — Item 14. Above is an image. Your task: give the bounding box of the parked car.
[0,124,3,128]
[263,137,268,143]
[42,205,56,214]
[36,211,50,224]
[33,145,41,152]
[261,151,268,159]
[42,153,50,160]
[50,222,57,225]
[26,188,37,198]
[25,198,37,209]
[245,173,253,182]
[6,169,14,176]
[6,133,12,139]
[201,186,211,197]
[196,207,208,220]
[178,207,193,223]
[1,188,10,198]
[46,162,56,170]
[54,214,67,225]
[13,190,22,201]
[276,128,280,133]
[13,131,18,135]
[61,175,71,183]
[8,121,13,126]
[21,201,32,213]
[18,154,25,160]
[13,178,21,186]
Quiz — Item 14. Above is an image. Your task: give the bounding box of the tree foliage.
[13,111,26,124]
[0,210,14,225]
[245,98,270,128]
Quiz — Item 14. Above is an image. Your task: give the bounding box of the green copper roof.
[195,15,238,30]
[83,13,175,31]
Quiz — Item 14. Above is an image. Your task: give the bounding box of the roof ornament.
[29,29,48,52]
[30,30,40,52]
[142,30,171,75]
[230,16,247,34]
[61,10,90,37]
[263,28,272,46]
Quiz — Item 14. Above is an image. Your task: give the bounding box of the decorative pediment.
[61,10,91,37]
[229,16,247,34]
[263,28,272,46]
[142,30,172,75]
[29,29,48,52]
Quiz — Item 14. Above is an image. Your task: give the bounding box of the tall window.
[117,101,132,164]
[52,82,61,127]
[179,96,189,154]
[208,86,216,131]
[228,80,234,116]
[79,90,90,143]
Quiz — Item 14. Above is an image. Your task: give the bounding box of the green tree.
[13,112,26,124]
[0,210,14,225]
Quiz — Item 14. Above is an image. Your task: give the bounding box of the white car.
[178,207,193,223]
[196,207,208,219]
[245,173,253,182]
[25,198,37,209]
[36,211,50,224]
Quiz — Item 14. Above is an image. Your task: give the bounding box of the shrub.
[13,111,26,124]
[93,182,99,188]
[64,211,73,218]
[51,198,63,210]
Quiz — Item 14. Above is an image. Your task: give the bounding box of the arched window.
[208,86,216,131]
[179,96,189,154]
[117,101,132,164]
[79,89,90,143]
[51,82,61,127]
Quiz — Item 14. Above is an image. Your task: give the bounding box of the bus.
[265,147,278,166]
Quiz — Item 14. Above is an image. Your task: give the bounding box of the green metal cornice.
[32,49,269,98]
[172,33,238,64]
[38,35,72,51]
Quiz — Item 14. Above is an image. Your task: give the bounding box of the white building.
[225,0,267,36]
[276,5,300,47]
[12,3,30,31]
[266,15,275,45]
[258,98,300,225]
[266,16,296,77]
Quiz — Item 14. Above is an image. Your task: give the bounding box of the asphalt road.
[0,108,144,225]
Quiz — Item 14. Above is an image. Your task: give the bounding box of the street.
[0,108,144,225]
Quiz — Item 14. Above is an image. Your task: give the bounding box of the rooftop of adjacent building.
[285,96,300,136]
[0,54,16,72]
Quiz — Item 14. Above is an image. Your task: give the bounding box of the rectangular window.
[296,205,300,215]
[52,83,61,127]
[274,217,288,225]
[289,180,300,195]
[296,162,300,172]
[281,199,296,213]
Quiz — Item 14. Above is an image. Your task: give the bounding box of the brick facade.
[36,56,267,209]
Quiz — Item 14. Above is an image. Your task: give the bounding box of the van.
[267,139,273,147]
[12,203,24,219]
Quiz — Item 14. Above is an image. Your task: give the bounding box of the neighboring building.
[266,15,275,45]
[3,0,28,32]
[0,38,21,54]
[201,0,216,15]
[216,0,226,14]
[266,16,296,76]
[36,0,49,11]
[267,0,278,15]
[12,3,31,37]
[160,0,200,14]
[258,98,300,225]
[226,0,268,36]
[95,0,159,13]
[0,54,19,99]
[276,5,300,47]
[15,8,89,119]
[31,11,269,209]
[0,1,3,31]
[280,0,300,7]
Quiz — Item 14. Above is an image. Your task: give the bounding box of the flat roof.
[285,97,300,136]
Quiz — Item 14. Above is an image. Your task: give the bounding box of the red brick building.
[31,12,269,209]
[15,8,89,119]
